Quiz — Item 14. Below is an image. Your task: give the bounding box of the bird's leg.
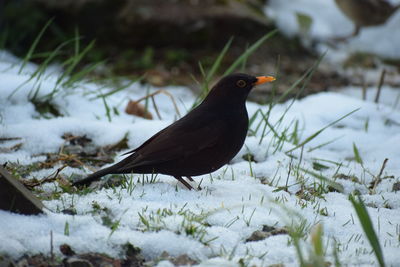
[185,176,202,190]
[174,176,194,190]
[332,24,360,43]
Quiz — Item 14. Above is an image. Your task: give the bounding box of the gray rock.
[246,225,288,242]
[246,230,271,242]
[170,254,198,266]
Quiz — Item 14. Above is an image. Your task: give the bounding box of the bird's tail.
[72,153,139,187]
[72,165,118,187]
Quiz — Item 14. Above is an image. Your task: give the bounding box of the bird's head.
[204,73,275,104]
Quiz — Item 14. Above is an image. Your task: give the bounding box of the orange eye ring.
[236,80,246,88]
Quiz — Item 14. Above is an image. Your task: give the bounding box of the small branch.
[132,89,181,118]
[369,158,388,194]
[151,95,162,120]
[22,165,68,189]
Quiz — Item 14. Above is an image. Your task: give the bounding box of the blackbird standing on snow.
[73,73,275,189]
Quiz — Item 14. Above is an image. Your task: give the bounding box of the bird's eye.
[236,80,247,88]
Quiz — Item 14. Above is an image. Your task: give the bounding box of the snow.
[0,53,399,266]
[266,0,400,60]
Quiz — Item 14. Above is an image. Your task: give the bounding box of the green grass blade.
[92,76,144,100]
[349,195,385,267]
[207,37,233,81]
[101,93,112,122]
[259,53,326,153]
[240,43,250,71]
[259,109,281,145]
[9,39,76,100]
[309,223,326,267]
[333,238,342,267]
[248,109,261,129]
[60,40,96,86]
[64,221,70,236]
[191,38,234,108]
[300,168,344,193]
[352,142,363,164]
[19,18,54,74]
[224,30,277,75]
[286,108,360,153]
[198,61,207,79]
[74,27,80,57]
[311,224,324,257]
[276,51,326,104]
[63,60,105,88]
[308,135,344,152]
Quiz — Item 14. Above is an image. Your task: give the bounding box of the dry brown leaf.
[125,100,153,119]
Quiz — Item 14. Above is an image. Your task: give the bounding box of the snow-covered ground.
[1,45,399,266]
[1,1,400,265]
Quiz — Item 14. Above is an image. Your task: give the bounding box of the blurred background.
[1,0,399,102]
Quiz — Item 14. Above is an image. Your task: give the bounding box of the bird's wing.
[120,113,227,170]
[122,125,170,155]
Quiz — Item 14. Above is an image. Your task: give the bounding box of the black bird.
[73,73,275,189]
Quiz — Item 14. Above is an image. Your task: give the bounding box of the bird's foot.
[174,176,194,190]
[186,176,202,190]
[173,176,202,190]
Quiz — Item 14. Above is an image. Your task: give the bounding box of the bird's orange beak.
[254,76,275,85]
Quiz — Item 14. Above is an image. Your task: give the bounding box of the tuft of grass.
[248,52,327,156]
[136,205,215,245]
[137,173,159,186]
[192,30,277,107]
[223,30,277,75]
[192,37,233,107]
[10,26,108,106]
[108,217,122,238]
[18,18,54,74]
[300,168,344,193]
[272,201,332,267]
[312,162,329,171]
[349,194,385,267]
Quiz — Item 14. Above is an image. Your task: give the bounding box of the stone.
[246,225,288,242]
[246,230,270,242]
[170,254,198,266]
